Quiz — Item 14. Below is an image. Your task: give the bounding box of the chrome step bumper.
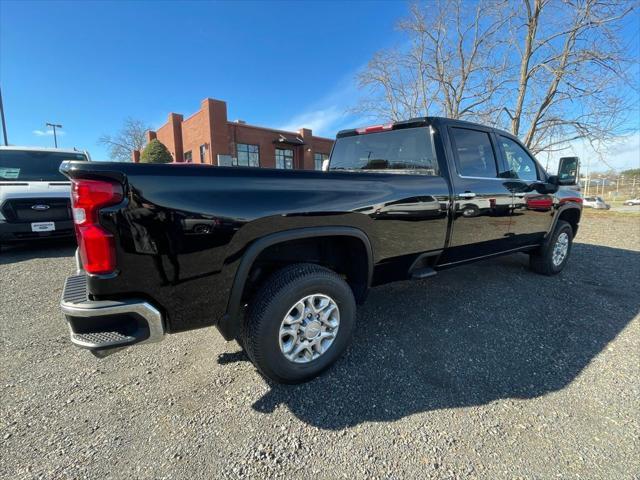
[61,274,165,351]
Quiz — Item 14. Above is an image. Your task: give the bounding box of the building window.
[237,143,260,167]
[314,153,329,171]
[184,151,192,163]
[199,144,206,163]
[275,148,294,169]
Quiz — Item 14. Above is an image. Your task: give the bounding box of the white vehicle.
[623,197,640,206]
[0,146,90,247]
[582,196,610,210]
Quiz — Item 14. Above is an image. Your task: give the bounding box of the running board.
[411,267,437,279]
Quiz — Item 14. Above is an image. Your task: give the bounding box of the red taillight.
[356,123,393,134]
[71,179,123,275]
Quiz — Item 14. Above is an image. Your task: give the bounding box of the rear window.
[330,127,439,175]
[0,150,87,181]
[450,127,498,178]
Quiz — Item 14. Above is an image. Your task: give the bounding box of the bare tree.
[502,0,637,154]
[356,0,511,123]
[356,0,637,156]
[98,117,151,162]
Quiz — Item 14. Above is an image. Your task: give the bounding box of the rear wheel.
[529,220,573,275]
[241,263,356,384]
[461,205,479,217]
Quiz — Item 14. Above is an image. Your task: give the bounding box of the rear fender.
[218,226,373,340]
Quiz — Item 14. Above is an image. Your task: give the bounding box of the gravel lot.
[1,213,639,479]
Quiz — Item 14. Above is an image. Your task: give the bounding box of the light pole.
[46,122,62,148]
[0,85,8,146]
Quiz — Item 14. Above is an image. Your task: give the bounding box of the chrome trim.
[74,248,82,273]
[458,192,476,198]
[61,298,165,348]
[456,175,509,181]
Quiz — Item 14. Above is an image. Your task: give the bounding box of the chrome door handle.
[458,192,476,198]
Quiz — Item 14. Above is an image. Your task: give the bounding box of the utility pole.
[0,85,8,146]
[46,122,62,148]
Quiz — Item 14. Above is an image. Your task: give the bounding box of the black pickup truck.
[59,117,581,383]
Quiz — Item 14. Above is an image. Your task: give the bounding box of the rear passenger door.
[441,126,513,263]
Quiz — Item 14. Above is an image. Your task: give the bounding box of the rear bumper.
[0,220,74,242]
[60,273,165,352]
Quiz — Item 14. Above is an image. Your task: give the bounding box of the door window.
[450,128,498,178]
[498,136,539,181]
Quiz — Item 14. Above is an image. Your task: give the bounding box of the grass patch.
[582,208,640,217]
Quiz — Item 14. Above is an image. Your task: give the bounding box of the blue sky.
[1,0,638,171]
[0,0,405,159]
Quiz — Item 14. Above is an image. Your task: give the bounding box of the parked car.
[623,197,640,206]
[0,146,90,248]
[582,196,610,209]
[58,118,582,383]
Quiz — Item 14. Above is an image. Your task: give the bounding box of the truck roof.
[336,116,516,140]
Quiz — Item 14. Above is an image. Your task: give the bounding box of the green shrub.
[140,139,173,164]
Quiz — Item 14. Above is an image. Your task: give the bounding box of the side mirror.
[556,157,580,186]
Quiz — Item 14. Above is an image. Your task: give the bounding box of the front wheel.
[529,220,574,275]
[241,263,356,384]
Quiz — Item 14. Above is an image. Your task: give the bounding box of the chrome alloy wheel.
[552,232,569,266]
[278,294,340,363]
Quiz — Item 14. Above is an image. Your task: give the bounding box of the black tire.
[241,263,356,384]
[529,220,573,275]
[462,205,479,217]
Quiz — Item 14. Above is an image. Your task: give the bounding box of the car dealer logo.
[31,204,50,211]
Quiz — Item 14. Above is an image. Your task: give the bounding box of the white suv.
[582,196,610,210]
[0,146,90,247]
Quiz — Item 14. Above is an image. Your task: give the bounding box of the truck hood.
[0,181,71,203]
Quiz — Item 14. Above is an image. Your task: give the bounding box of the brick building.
[133,98,334,170]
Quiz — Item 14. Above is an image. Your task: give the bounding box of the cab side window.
[499,136,539,181]
[450,127,498,178]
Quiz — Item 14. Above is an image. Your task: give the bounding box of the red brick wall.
[155,113,184,162]
[151,98,335,168]
[207,99,230,162]
[228,123,291,168]
[182,108,212,164]
[227,123,333,169]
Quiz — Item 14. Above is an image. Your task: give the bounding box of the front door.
[440,125,513,263]
[495,134,554,246]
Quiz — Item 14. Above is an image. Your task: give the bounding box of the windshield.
[330,127,439,175]
[0,150,87,181]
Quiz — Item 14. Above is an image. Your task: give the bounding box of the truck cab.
[0,146,90,246]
